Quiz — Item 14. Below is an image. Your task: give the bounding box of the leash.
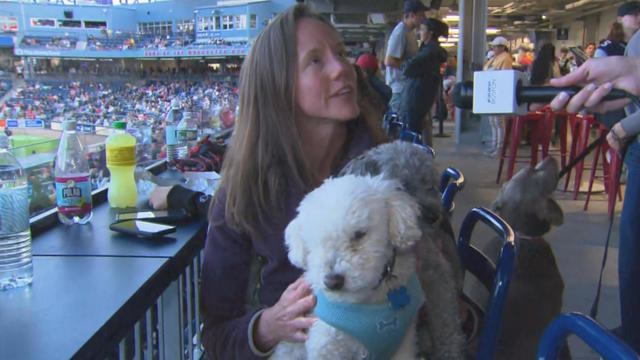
[589,144,627,319]
[554,126,627,320]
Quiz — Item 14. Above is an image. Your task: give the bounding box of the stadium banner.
[15,45,251,59]
[25,119,44,128]
[6,119,18,128]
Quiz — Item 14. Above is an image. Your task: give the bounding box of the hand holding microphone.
[452,67,638,115]
[548,56,640,113]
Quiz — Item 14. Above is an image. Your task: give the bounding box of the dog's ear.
[541,198,564,226]
[387,189,423,250]
[284,216,308,269]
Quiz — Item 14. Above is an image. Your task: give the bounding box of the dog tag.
[387,286,410,310]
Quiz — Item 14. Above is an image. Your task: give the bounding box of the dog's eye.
[353,230,366,242]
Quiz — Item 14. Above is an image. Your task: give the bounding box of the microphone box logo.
[473,70,528,115]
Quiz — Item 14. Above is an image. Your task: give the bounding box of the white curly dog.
[271,174,425,360]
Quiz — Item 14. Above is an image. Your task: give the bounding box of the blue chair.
[399,129,421,144]
[457,207,516,360]
[537,312,640,360]
[440,167,465,214]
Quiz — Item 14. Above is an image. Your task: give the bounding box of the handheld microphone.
[452,70,632,115]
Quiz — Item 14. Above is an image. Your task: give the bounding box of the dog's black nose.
[323,273,345,290]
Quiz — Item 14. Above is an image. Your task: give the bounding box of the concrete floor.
[433,121,621,359]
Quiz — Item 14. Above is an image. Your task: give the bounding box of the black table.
[31,202,207,260]
[4,198,209,359]
[1,256,166,360]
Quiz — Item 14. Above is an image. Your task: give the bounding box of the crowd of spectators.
[20,35,77,50]
[1,79,238,134]
[20,33,247,51]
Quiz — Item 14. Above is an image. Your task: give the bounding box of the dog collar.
[314,273,424,360]
[515,232,543,241]
[374,248,397,289]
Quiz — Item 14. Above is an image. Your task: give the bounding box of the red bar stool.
[546,108,570,169]
[563,113,593,192]
[567,114,599,199]
[496,110,551,183]
[583,124,623,218]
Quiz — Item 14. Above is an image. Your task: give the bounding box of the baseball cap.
[489,36,509,47]
[619,1,640,16]
[356,53,378,73]
[404,0,428,14]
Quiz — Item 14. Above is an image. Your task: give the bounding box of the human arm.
[200,190,317,359]
[148,184,211,218]
[548,56,640,113]
[384,25,405,69]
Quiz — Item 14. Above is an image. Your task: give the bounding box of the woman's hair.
[215,4,386,234]
[530,43,556,85]
[607,22,625,43]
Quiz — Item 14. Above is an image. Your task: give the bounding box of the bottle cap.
[0,133,8,149]
[113,121,127,130]
[62,120,76,131]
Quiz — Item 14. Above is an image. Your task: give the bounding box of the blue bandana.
[314,273,424,360]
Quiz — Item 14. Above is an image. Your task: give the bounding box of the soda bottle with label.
[55,120,93,225]
[106,121,137,208]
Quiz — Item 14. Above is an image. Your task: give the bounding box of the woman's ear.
[387,189,422,250]
[284,216,308,270]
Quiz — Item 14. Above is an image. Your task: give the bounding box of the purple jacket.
[200,120,377,359]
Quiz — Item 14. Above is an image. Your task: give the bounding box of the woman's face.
[294,18,359,125]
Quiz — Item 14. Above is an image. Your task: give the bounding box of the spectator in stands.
[184,5,387,359]
[517,46,533,72]
[384,0,426,112]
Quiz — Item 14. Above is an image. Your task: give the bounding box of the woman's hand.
[607,123,629,154]
[254,276,317,351]
[148,185,173,210]
[548,56,640,113]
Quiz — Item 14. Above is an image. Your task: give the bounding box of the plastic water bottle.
[0,133,33,290]
[176,111,197,159]
[106,121,137,208]
[55,120,93,225]
[165,98,182,164]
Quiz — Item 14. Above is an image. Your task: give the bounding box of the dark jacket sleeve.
[200,189,268,360]
[403,43,438,78]
[166,185,211,218]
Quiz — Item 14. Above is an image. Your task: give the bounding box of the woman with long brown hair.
[199,4,386,359]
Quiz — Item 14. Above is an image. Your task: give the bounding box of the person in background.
[356,52,392,110]
[483,36,513,157]
[530,43,561,85]
[585,42,597,58]
[182,5,387,359]
[517,46,533,72]
[557,47,576,76]
[401,17,448,147]
[594,21,628,130]
[618,1,640,44]
[595,22,626,58]
[547,53,640,355]
[384,0,426,113]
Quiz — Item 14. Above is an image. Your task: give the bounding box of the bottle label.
[165,125,177,146]
[55,175,92,215]
[177,129,197,142]
[107,145,136,166]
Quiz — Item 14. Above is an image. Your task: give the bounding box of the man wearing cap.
[384,0,427,113]
[482,36,512,156]
[619,1,640,42]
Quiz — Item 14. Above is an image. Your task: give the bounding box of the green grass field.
[10,134,59,158]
